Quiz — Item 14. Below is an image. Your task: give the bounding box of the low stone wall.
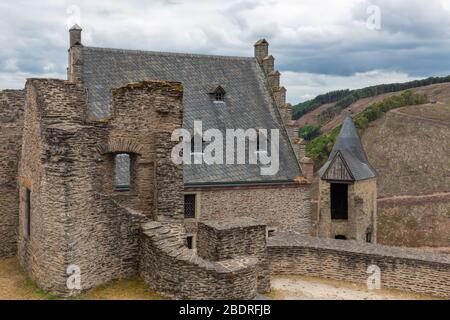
[197,217,270,293]
[140,221,259,300]
[268,233,450,298]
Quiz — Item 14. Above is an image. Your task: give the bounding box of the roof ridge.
[84,46,256,62]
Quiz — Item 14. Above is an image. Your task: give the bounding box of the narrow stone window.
[115,153,131,191]
[335,235,347,240]
[366,230,372,243]
[25,188,31,238]
[186,236,194,249]
[267,228,277,238]
[184,194,196,219]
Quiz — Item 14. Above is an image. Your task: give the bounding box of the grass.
[0,257,167,300]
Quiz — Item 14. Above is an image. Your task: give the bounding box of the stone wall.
[17,79,185,296]
[197,217,270,293]
[188,184,311,235]
[317,178,377,242]
[0,90,24,258]
[140,220,260,300]
[268,233,450,298]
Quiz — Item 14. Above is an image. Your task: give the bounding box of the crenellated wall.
[0,89,25,258]
[268,233,450,298]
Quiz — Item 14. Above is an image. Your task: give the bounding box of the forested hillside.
[293,75,450,121]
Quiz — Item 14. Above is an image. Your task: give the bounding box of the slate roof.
[82,46,301,185]
[318,116,377,181]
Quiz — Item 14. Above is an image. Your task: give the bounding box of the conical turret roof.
[318,117,377,181]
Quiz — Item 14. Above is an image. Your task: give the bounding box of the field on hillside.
[361,104,450,197]
[295,82,450,134]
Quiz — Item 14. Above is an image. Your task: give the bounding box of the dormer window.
[215,91,224,101]
[210,86,226,102]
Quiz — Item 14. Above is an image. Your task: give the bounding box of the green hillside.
[293,75,450,121]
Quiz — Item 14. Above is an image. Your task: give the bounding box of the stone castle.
[0,26,449,299]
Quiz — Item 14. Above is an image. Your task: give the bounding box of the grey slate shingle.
[82,46,301,185]
[318,116,377,181]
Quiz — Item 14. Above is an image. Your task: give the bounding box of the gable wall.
[185,184,312,235]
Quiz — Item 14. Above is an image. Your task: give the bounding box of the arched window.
[115,153,131,190]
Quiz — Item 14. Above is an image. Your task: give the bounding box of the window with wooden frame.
[211,86,226,102]
[184,194,196,219]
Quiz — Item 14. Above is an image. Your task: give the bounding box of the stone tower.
[316,117,377,243]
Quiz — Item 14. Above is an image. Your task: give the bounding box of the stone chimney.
[69,24,82,47]
[273,86,286,109]
[262,55,274,74]
[254,39,269,64]
[268,70,280,88]
[68,24,83,83]
[300,157,314,183]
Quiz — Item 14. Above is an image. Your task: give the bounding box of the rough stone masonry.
[0,25,449,300]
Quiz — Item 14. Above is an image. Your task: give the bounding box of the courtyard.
[0,258,436,300]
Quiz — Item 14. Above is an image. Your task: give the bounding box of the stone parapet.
[268,233,450,298]
[197,217,270,293]
[140,220,259,300]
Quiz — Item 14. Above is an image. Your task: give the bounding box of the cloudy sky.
[1,0,450,103]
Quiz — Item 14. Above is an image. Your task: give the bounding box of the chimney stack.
[300,157,314,184]
[68,24,83,83]
[268,70,280,88]
[69,24,82,47]
[254,39,269,64]
[262,55,274,74]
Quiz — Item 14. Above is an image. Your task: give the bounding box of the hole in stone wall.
[267,228,277,238]
[186,236,194,249]
[25,188,31,238]
[335,235,347,240]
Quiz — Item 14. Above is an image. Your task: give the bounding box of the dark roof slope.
[82,46,301,185]
[318,116,377,181]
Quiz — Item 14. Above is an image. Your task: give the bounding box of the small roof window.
[210,86,226,102]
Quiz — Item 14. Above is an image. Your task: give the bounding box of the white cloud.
[1,0,450,103]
